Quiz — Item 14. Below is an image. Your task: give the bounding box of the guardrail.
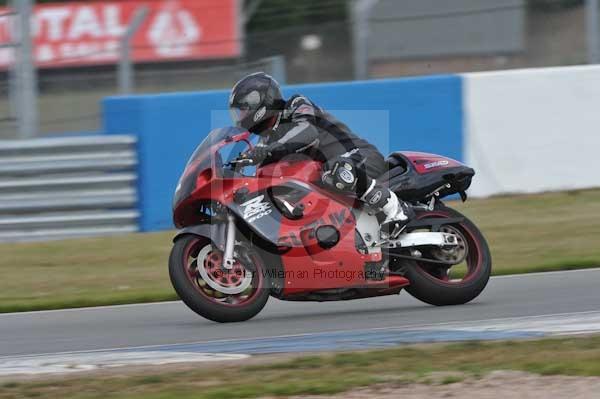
[0,135,139,242]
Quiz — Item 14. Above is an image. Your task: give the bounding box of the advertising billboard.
[0,0,241,68]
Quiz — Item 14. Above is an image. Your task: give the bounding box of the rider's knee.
[360,182,392,210]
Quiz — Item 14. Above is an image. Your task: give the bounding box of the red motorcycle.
[169,127,492,323]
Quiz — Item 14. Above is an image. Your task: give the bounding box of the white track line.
[0,352,249,376]
[0,267,598,317]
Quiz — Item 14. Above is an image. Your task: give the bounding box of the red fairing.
[276,191,382,295]
[400,151,465,174]
[173,131,411,298]
[186,158,384,295]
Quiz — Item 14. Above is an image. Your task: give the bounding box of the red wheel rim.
[414,211,483,286]
[203,251,248,289]
[182,238,264,307]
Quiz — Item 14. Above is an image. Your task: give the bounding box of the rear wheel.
[169,234,270,322]
[401,205,492,306]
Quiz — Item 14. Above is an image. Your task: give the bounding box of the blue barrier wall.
[103,75,463,231]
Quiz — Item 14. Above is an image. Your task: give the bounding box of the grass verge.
[0,189,599,312]
[2,335,600,399]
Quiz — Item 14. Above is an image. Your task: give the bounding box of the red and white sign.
[0,0,240,68]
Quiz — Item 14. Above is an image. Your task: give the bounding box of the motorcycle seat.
[379,152,409,182]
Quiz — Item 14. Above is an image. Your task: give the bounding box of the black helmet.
[229,72,284,133]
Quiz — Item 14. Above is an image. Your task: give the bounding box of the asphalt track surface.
[1,269,600,358]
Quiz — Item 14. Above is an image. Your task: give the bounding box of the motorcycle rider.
[228,72,414,233]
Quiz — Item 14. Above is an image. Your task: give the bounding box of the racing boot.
[380,191,414,234]
[361,183,414,238]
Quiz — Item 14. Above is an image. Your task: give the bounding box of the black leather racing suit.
[258,95,389,202]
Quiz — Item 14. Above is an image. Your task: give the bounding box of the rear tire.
[169,234,270,323]
[402,206,492,306]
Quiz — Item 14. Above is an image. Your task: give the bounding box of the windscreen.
[173,126,247,209]
[183,126,247,169]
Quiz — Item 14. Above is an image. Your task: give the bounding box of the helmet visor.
[229,105,251,128]
[229,90,262,128]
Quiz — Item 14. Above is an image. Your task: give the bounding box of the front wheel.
[400,205,492,306]
[169,234,270,323]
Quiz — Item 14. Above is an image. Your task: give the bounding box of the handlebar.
[226,146,273,167]
[226,153,255,167]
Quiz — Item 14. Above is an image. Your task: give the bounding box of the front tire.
[401,205,492,306]
[169,234,270,323]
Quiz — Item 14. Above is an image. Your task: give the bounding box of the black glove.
[247,144,272,164]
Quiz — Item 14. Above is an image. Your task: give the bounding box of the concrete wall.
[368,0,525,60]
[103,76,463,231]
[464,65,600,197]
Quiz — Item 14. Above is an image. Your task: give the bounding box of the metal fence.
[0,56,287,140]
[0,135,138,242]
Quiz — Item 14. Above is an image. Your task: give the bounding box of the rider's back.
[277,94,385,167]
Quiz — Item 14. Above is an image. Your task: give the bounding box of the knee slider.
[362,184,391,210]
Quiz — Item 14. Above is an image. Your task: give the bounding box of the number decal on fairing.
[424,160,449,169]
[241,195,273,223]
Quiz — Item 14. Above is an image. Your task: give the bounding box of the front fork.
[222,212,236,270]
